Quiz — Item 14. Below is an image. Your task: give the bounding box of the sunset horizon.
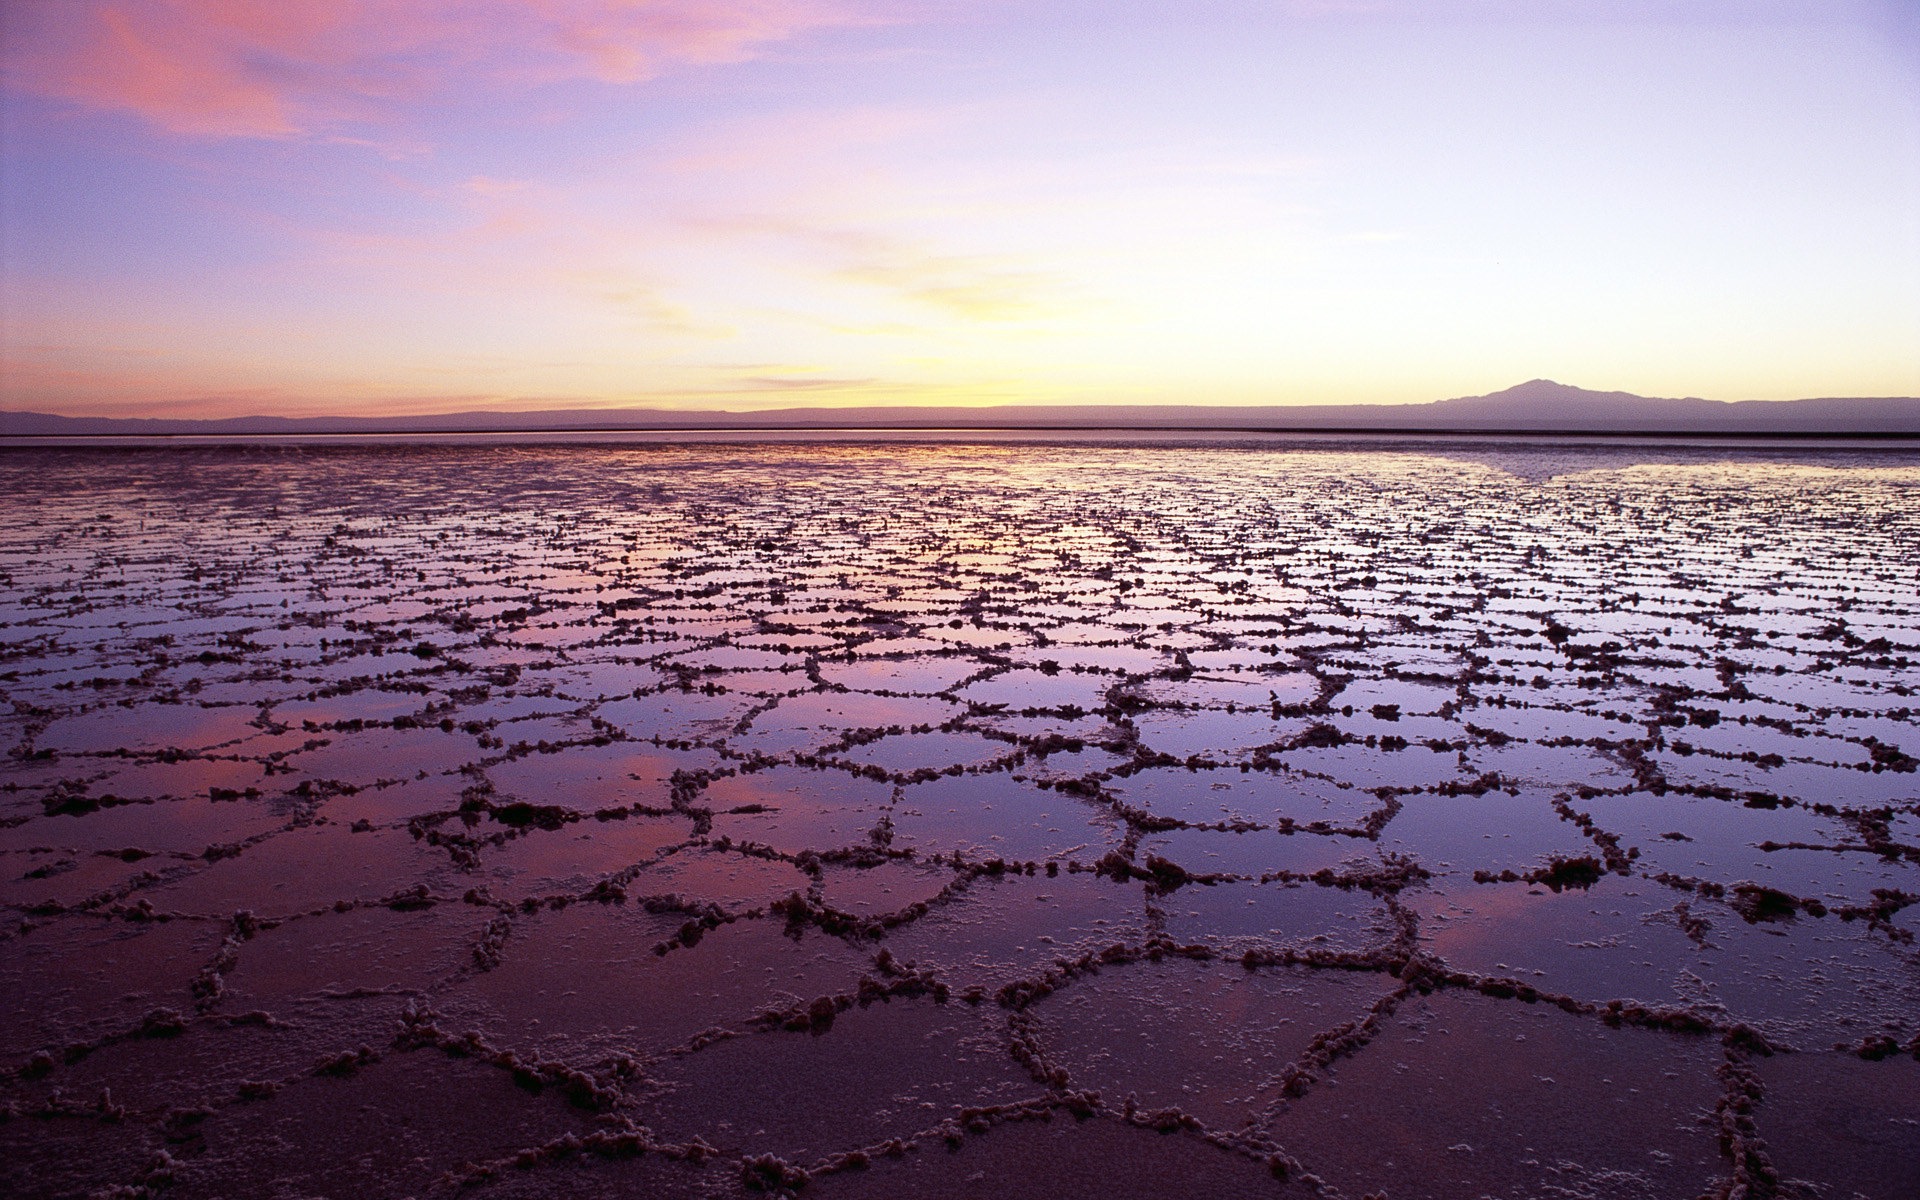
[5,1,1918,419]
[7,375,1920,433]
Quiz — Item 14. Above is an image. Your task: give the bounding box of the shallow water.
[1,439,1917,1198]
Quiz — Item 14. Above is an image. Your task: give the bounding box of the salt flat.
[1,439,1916,1199]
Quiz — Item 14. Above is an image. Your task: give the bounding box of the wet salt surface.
[1,439,1917,1198]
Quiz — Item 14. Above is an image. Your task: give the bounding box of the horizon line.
[7,423,1920,444]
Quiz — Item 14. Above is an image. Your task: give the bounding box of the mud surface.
[2,440,1917,1198]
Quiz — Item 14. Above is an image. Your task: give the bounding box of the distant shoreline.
[5,425,1919,450]
[9,381,1918,440]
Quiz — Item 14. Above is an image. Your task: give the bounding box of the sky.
[1,0,1917,418]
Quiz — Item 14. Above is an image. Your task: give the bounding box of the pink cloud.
[2,0,866,138]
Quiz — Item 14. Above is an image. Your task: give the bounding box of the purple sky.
[2,0,1916,417]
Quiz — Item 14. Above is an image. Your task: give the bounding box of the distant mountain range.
[5,380,1918,436]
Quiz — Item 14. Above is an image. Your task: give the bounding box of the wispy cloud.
[734,374,876,391]
[684,213,1064,324]
[2,0,869,138]
[834,254,1053,321]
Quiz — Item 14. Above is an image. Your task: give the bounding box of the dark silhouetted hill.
[5,380,1917,436]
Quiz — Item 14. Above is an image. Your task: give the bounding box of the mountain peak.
[5,383,1918,436]
[1432,379,1717,417]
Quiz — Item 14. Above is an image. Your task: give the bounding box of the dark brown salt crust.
[1713,1027,1785,1200]
[1669,899,1716,946]
[1859,738,1919,774]
[670,834,1091,948]
[471,910,514,969]
[808,710,993,757]
[1673,739,1901,774]
[467,884,749,970]
[1090,851,1232,894]
[436,1097,1086,1198]
[1079,760,1403,847]
[1471,852,1609,892]
[1256,984,1412,1114]
[1837,1031,1920,1061]
[767,884,944,944]
[1556,746,1916,834]
[5,764,431,923]
[989,927,1414,1018]
[449,1086,1325,1198]
[1006,1008,1063,1091]
[1417,965,1798,1049]
[4,1007,286,1085]
[1548,792,1637,872]
[1643,866,1916,940]
[960,904,1804,1165]
[1842,805,1920,863]
[0,1083,131,1124]
[747,958,954,1033]
[499,859,745,920]
[390,1003,638,1113]
[10,849,225,922]
[1079,753,1470,845]
[792,732,1027,786]
[188,909,262,1008]
[401,771,686,872]
[1754,833,1920,868]
[7,885,172,935]
[1254,850,1431,893]
[852,953,1364,1181]
[999,928,1359,1111]
[26,769,267,821]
